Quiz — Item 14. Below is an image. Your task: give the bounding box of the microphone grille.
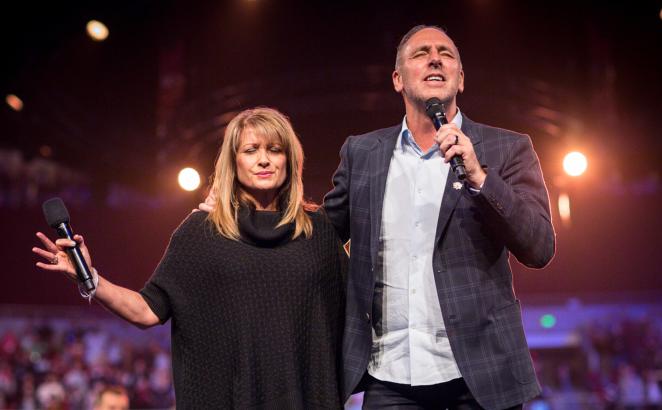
[42,197,70,228]
[425,97,443,118]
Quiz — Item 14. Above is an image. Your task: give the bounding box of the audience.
[0,309,660,409]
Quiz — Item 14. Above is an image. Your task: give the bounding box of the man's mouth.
[424,74,445,82]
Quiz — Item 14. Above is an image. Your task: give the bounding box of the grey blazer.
[323,114,555,410]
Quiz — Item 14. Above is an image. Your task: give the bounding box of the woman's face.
[235,127,287,207]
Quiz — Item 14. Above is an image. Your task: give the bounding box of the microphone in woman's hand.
[42,197,95,292]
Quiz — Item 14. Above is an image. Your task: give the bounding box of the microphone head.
[425,97,444,118]
[43,197,70,228]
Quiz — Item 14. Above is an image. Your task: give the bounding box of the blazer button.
[365,313,371,322]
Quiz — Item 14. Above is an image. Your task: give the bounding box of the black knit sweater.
[140,209,347,409]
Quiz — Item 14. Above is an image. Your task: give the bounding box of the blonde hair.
[207,107,316,240]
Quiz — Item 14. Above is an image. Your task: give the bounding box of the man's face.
[392,28,464,109]
[95,392,129,410]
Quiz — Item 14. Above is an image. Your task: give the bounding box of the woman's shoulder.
[306,207,340,238]
[171,210,215,240]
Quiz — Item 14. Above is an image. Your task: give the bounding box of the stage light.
[86,20,109,41]
[6,94,23,111]
[563,151,587,177]
[178,167,201,191]
[540,314,557,329]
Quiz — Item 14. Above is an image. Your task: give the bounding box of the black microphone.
[425,97,467,180]
[42,198,95,292]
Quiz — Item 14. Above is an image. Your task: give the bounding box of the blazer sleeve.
[472,134,556,268]
[323,136,353,243]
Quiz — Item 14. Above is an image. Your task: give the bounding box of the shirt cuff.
[466,182,483,196]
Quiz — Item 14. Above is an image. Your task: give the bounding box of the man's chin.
[411,93,453,108]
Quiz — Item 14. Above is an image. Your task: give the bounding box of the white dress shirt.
[367,111,463,385]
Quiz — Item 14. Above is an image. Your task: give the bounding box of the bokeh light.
[558,192,571,227]
[563,151,588,177]
[86,20,109,41]
[6,94,23,111]
[178,167,201,191]
[540,314,557,329]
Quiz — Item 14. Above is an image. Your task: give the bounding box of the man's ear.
[392,70,403,93]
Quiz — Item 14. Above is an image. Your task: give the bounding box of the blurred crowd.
[0,314,174,409]
[0,308,660,409]
[532,314,662,409]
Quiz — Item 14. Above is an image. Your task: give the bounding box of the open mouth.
[424,74,445,82]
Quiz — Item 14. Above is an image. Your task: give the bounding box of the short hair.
[395,25,460,70]
[207,107,315,240]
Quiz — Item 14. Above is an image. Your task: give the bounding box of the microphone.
[425,98,467,180]
[42,198,95,292]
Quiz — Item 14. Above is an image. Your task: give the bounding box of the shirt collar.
[400,107,463,156]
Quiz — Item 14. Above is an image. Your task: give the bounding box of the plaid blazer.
[324,114,555,410]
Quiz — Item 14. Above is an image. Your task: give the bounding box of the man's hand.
[197,191,217,213]
[435,123,486,189]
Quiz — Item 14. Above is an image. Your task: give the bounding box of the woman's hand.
[32,232,93,282]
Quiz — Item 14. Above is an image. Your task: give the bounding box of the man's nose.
[429,57,442,68]
[428,50,442,68]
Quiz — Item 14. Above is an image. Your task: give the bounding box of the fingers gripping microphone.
[425,98,467,180]
[42,198,95,292]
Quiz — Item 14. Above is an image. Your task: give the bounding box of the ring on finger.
[51,255,58,264]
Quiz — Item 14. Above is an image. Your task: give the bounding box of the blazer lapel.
[369,126,400,267]
[434,114,484,243]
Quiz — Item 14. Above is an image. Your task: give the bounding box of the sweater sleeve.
[139,212,206,324]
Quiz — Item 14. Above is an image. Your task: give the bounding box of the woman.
[33,107,347,409]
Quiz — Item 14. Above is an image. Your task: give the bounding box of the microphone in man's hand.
[425,97,467,180]
[42,197,95,292]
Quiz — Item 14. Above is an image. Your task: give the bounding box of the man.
[323,25,555,409]
[93,386,129,410]
[199,24,554,409]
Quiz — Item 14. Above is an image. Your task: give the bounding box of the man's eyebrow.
[409,44,455,55]
[410,45,431,54]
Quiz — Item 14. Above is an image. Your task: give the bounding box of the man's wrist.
[467,169,487,190]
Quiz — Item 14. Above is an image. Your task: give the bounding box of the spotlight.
[563,151,587,177]
[86,20,109,41]
[178,167,201,191]
[6,94,23,111]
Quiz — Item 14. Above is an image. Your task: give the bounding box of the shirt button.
[412,289,417,294]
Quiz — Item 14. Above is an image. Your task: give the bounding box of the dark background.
[2,0,661,305]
